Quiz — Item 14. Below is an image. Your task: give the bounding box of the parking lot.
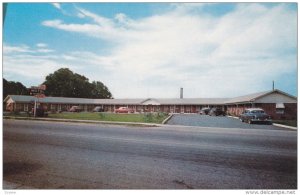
[167,114,290,130]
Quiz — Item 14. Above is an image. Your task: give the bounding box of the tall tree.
[3,78,29,99]
[90,81,112,99]
[43,68,112,99]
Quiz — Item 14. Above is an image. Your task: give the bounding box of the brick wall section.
[258,103,297,120]
[227,104,252,116]
[227,103,297,120]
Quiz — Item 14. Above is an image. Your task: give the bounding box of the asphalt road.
[3,119,297,189]
[167,114,289,130]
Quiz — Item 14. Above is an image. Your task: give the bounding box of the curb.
[3,116,160,127]
[226,115,239,119]
[162,114,174,124]
[226,116,297,130]
[272,123,297,130]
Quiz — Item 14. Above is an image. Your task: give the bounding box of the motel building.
[3,89,297,120]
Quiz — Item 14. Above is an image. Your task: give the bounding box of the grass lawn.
[48,112,169,124]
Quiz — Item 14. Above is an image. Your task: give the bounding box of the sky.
[3,3,298,98]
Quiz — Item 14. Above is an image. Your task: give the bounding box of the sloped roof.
[4,95,36,103]
[94,98,146,105]
[4,95,228,105]
[4,95,144,105]
[4,89,297,106]
[224,89,297,104]
[224,91,270,104]
[155,98,229,105]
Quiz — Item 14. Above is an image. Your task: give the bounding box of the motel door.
[180,106,184,113]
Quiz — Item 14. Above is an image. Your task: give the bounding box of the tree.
[90,81,112,99]
[43,68,112,99]
[3,78,29,99]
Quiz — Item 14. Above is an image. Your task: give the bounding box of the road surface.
[3,119,297,189]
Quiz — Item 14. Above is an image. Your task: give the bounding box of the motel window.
[170,107,174,112]
[51,104,55,110]
[24,104,28,112]
[186,106,190,113]
[181,106,184,112]
[276,103,285,114]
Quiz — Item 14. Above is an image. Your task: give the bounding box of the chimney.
[180,88,183,99]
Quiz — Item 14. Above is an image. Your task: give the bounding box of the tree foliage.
[43,68,113,99]
[3,78,29,99]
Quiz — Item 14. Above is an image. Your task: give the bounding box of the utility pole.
[272,81,275,91]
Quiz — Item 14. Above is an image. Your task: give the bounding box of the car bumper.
[251,119,272,122]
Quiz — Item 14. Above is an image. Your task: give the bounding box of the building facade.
[4,89,297,120]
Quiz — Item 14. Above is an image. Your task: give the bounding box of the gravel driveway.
[167,114,289,130]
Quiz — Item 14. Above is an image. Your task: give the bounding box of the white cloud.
[37,48,55,53]
[42,19,115,39]
[7,3,297,98]
[3,44,32,54]
[52,3,61,10]
[77,12,85,18]
[36,43,48,48]
[3,44,117,89]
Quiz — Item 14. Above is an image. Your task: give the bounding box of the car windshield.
[251,110,265,114]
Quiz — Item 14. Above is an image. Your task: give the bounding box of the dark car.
[208,107,226,116]
[199,107,210,115]
[93,106,104,112]
[239,108,272,124]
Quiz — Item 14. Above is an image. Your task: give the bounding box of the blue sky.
[3,3,297,98]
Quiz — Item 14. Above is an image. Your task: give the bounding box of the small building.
[225,89,297,120]
[3,89,297,120]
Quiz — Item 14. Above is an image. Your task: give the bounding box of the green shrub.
[13,111,20,115]
[99,113,105,119]
[143,113,153,122]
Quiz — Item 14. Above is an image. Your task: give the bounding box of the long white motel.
[4,89,297,120]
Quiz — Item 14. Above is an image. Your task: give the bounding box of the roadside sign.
[30,84,46,117]
[30,84,46,96]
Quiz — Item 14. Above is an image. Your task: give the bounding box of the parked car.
[199,107,211,115]
[208,107,226,116]
[239,108,272,124]
[93,106,104,112]
[115,107,134,113]
[69,106,82,112]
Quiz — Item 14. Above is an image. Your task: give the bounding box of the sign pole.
[34,99,36,117]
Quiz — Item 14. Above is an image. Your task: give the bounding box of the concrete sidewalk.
[3,115,297,130]
[3,116,162,127]
[227,115,297,130]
